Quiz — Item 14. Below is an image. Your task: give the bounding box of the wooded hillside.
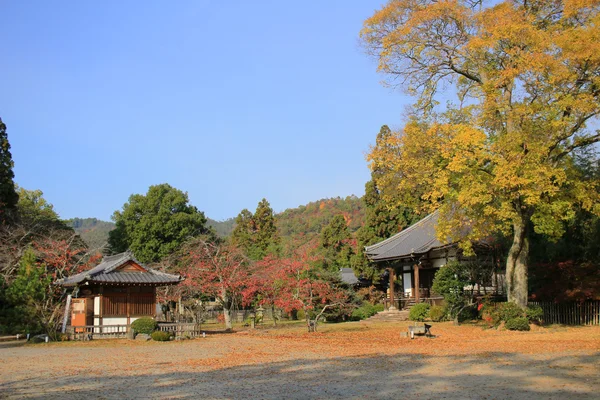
[65,218,115,250]
[68,196,367,252]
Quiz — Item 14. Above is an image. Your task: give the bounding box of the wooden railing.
[66,322,207,340]
[157,323,203,339]
[66,325,130,340]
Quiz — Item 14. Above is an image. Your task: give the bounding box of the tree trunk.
[223,307,233,331]
[306,316,316,332]
[506,213,530,308]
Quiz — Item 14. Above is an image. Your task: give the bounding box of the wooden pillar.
[126,286,131,325]
[414,264,420,303]
[99,286,103,326]
[389,267,396,310]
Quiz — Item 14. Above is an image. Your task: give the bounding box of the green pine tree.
[0,118,18,225]
[252,198,280,259]
[231,208,254,252]
[231,199,280,260]
[321,214,353,272]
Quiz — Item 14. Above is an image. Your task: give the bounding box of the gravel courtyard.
[1,321,599,399]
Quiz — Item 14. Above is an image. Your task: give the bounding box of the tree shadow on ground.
[2,351,599,399]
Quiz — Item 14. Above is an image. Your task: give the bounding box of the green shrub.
[525,305,544,324]
[131,317,157,334]
[457,304,478,322]
[151,331,171,341]
[431,261,470,319]
[296,309,306,321]
[505,317,531,331]
[491,302,524,326]
[350,303,385,321]
[429,305,446,322]
[409,303,430,322]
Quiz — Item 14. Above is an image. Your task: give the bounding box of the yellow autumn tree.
[361,0,600,307]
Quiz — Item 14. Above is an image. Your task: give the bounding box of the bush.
[431,261,471,319]
[296,309,306,321]
[131,317,157,335]
[151,331,171,341]
[525,305,544,324]
[409,303,430,322]
[505,317,531,331]
[491,302,524,326]
[457,304,478,322]
[350,303,384,321]
[429,305,446,322]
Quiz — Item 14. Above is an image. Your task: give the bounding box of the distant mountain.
[65,217,115,250]
[207,217,236,238]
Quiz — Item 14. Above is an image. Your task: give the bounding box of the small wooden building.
[58,250,182,330]
[365,210,502,308]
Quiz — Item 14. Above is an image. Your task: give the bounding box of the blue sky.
[1,1,412,221]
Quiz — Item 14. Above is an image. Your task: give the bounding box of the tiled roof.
[364,210,449,261]
[57,250,182,286]
[340,268,359,285]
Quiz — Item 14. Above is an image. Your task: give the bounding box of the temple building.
[57,250,182,330]
[365,210,503,308]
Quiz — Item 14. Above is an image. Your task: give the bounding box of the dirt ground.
[1,321,599,399]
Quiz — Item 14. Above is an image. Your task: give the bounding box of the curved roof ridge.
[364,210,447,261]
[365,210,439,253]
[56,250,181,287]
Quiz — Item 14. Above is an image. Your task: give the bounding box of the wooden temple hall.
[57,251,182,337]
[365,211,502,309]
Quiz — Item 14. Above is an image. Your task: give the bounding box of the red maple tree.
[244,243,352,332]
[179,239,249,330]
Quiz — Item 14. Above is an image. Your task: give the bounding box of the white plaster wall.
[403,272,412,295]
[431,258,448,268]
[102,317,128,326]
[94,296,100,315]
[429,248,458,268]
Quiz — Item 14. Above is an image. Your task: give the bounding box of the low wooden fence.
[65,325,129,340]
[177,309,276,324]
[530,300,600,326]
[66,322,206,340]
[157,323,203,339]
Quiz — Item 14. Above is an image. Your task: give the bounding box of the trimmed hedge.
[151,331,171,341]
[131,317,157,335]
[505,317,531,331]
[409,303,430,322]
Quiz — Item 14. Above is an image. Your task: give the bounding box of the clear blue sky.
[1,1,412,221]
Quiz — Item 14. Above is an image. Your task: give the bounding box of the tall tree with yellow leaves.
[361,0,600,307]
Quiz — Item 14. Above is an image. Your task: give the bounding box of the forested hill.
[206,196,366,239]
[276,195,365,239]
[68,195,366,248]
[65,217,115,250]
[207,217,236,237]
